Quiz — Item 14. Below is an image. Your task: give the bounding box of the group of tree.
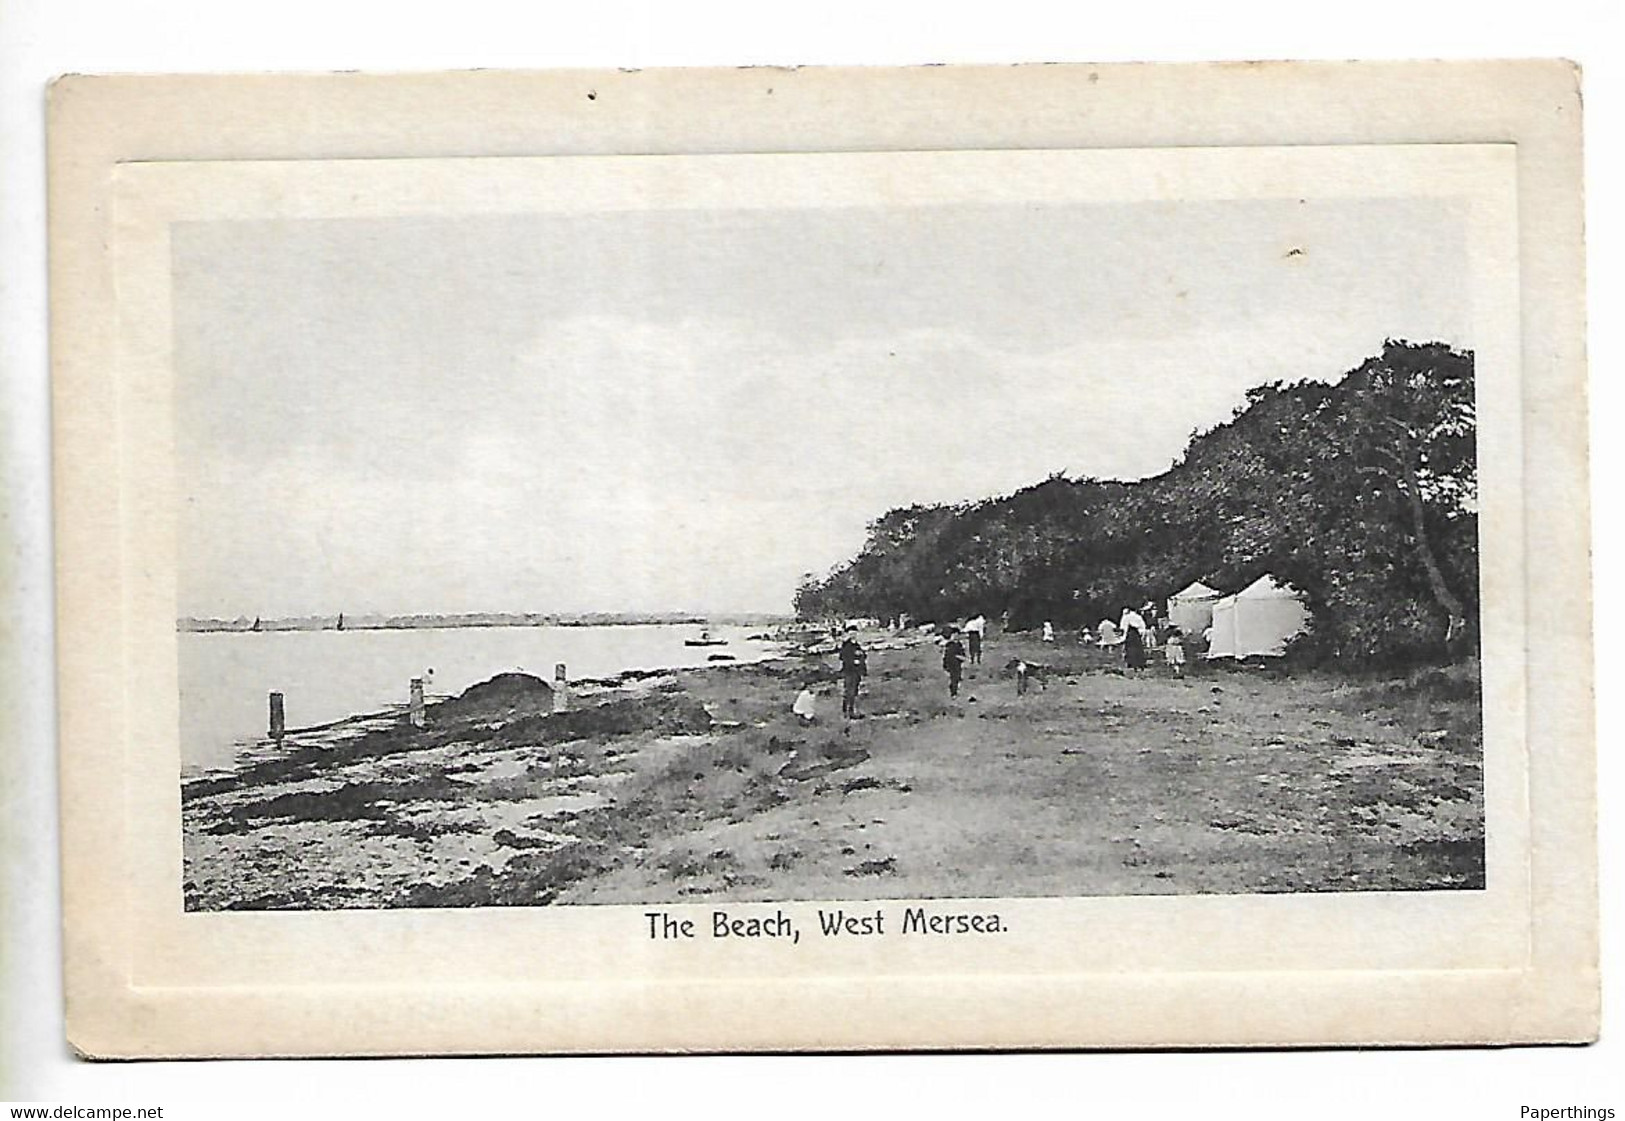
[794,340,1478,667]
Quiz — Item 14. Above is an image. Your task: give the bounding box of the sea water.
[178,623,782,774]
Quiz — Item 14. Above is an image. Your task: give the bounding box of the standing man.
[964,614,986,666]
[942,629,967,698]
[837,629,867,719]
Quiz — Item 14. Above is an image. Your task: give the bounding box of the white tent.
[1167,580,1222,635]
[1205,574,1309,659]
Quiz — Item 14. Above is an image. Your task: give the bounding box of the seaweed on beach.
[205,776,476,832]
[387,840,618,908]
[483,693,712,748]
[183,687,714,801]
[430,672,562,722]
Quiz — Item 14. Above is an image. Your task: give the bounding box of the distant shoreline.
[178,613,794,634]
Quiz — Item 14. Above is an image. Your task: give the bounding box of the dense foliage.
[795,341,1478,666]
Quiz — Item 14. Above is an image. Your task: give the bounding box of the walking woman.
[1120,605,1148,670]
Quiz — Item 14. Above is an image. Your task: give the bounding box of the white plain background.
[1,2,1619,1116]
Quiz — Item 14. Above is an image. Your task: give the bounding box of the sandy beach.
[181,631,1484,909]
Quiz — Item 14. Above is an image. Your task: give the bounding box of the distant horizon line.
[177,609,797,633]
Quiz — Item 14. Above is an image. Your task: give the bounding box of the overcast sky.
[172,197,1468,617]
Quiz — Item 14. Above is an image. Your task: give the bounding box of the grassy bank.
[182,635,1484,909]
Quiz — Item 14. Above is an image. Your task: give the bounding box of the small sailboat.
[250,615,262,632]
[683,628,729,648]
[336,612,345,632]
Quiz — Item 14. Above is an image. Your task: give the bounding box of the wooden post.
[268,692,285,740]
[409,677,426,728]
[553,663,569,713]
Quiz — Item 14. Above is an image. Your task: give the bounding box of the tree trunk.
[1393,452,1468,650]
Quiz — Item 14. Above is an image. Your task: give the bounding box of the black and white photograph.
[172,160,1487,911]
[37,61,1596,1063]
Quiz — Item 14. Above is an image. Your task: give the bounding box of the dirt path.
[568,636,1483,903]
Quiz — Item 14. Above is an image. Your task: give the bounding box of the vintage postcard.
[49,62,1594,1056]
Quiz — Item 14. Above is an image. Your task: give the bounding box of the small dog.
[1004,657,1052,695]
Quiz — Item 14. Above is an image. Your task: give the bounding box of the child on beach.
[792,683,819,724]
[942,630,966,698]
[1164,627,1186,676]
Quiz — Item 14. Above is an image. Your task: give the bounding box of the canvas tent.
[1205,574,1309,659]
[1167,580,1222,635]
